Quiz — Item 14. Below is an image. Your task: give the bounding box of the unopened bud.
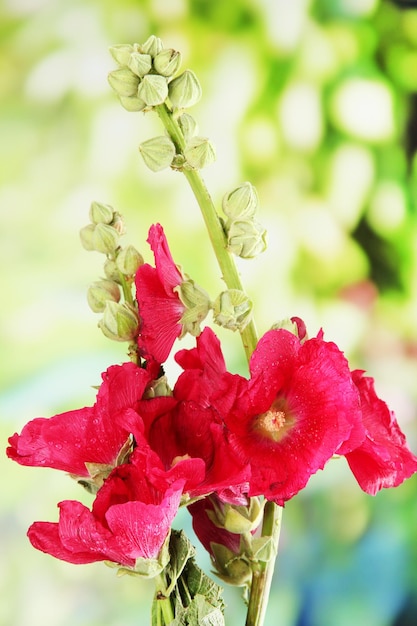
[168,70,202,109]
[87,280,121,313]
[271,316,307,341]
[210,544,252,587]
[118,95,147,112]
[104,258,122,282]
[227,219,267,259]
[184,136,216,170]
[143,375,173,399]
[177,113,198,141]
[213,289,252,332]
[128,52,152,78]
[137,74,168,106]
[109,44,134,67]
[139,136,176,171]
[176,279,212,336]
[89,201,114,225]
[116,245,144,276]
[111,212,125,235]
[108,68,140,97]
[141,35,163,58]
[92,223,120,255]
[98,301,139,342]
[223,182,259,220]
[153,48,182,77]
[79,224,96,251]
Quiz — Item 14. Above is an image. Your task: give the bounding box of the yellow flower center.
[253,399,295,442]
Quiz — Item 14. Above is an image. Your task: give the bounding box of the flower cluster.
[8,221,417,580]
[7,34,417,626]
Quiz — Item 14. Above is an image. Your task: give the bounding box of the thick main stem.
[246,503,283,626]
[155,100,281,626]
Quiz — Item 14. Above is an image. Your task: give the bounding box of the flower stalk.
[155,103,258,361]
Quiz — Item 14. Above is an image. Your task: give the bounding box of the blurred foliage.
[2,1,417,625]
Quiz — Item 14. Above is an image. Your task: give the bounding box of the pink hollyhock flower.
[177,326,366,505]
[342,370,417,495]
[224,328,366,504]
[137,329,250,502]
[7,362,155,480]
[135,223,186,363]
[135,223,210,363]
[28,449,184,568]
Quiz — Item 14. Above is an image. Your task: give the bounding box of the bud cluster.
[80,201,142,343]
[109,36,216,172]
[222,183,267,259]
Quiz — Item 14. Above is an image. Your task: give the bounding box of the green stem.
[154,573,175,625]
[245,502,283,626]
[156,103,258,361]
[155,101,282,626]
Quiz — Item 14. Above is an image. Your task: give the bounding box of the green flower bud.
[109,44,134,67]
[139,135,176,171]
[207,496,263,535]
[227,219,267,259]
[111,212,125,235]
[177,113,198,141]
[222,182,259,220]
[92,223,120,255]
[118,95,147,112]
[89,201,114,225]
[87,279,121,313]
[108,68,139,97]
[98,301,139,342]
[210,544,252,587]
[168,70,202,109]
[116,245,144,276]
[140,35,164,58]
[79,224,96,251]
[128,52,152,78]
[137,74,168,106]
[143,375,173,399]
[213,289,253,332]
[184,136,216,170]
[153,48,182,77]
[103,258,122,282]
[176,278,212,336]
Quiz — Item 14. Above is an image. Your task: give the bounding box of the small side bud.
[104,258,122,282]
[271,317,308,341]
[108,68,139,97]
[213,289,253,332]
[98,301,139,342]
[79,224,96,251]
[118,95,147,112]
[92,223,120,255]
[227,219,267,259]
[139,136,176,171]
[109,44,134,67]
[153,48,182,77]
[141,35,164,58]
[223,183,259,220]
[210,544,252,587]
[168,70,202,109]
[184,136,216,170]
[176,278,212,336]
[177,113,198,141]
[116,245,144,276]
[87,280,121,313]
[89,201,114,225]
[128,52,152,78]
[137,74,168,106]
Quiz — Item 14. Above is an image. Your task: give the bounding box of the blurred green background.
[2,0,417,624]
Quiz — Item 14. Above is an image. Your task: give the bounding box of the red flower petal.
[344,371,417,494]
